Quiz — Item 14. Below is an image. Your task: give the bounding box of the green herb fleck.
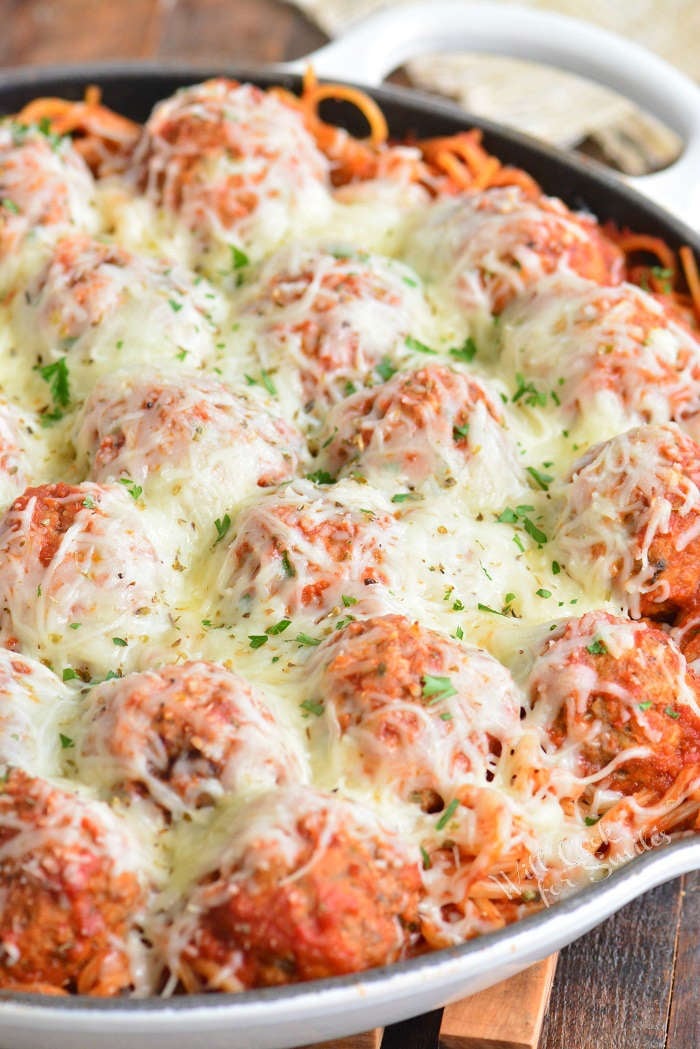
[586,639,607,656]
[296,633,321,646]
[422,675,457,700]
[62,668,78,682]
[375,357,397,382]
[112,637,128,647]
[664,706,680,719]
[526,465,554,491]
[536,588,552,599]
[449,336,477,363]
[266,618,291,635]
[436,798,459,831]
[118,477,143,501]
[281,550,296,577]
[306,469,335,485]
[405,335,437,355]
[342,595,358,607]
[213,514,231,545]
[59,733,74,749]
[1,198,19,214]
[300,698,324,717]
[248,635,268,649]
[168,298,183,313]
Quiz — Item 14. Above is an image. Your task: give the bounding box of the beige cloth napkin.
[291,0,699,172]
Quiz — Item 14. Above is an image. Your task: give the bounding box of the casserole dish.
[0,3,699,1046]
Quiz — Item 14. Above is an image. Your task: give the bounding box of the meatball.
[241,245,433,416]
[0,648,73,776]
[0,481,171,675]
[77,661,305,817]
[556,424,700,619]
[402,187,623,316]
[129,79,331,265]
[499,276,700,435]
[0,769,147,995]
[161,786,422,991]
[304,614,523,804]
[527,611,700,802]
[73,370,305,530]
[11,234,226,395]
[315,363,522,505]
[0,124,98,258]
[218,480,402,621]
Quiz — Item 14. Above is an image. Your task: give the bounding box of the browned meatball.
[0,770,147,995]
[162,786,422,991]
[305,614,522,805]
[527,610,700,801]
[557,424,700,620]
[78,661,304,816]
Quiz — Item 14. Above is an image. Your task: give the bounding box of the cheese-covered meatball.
[305,614,523,805]
[218,480,402,622]
[74,370,305,529]
[11,234,226,395]
[241,245,434,418]
[0,648,73,777]
[499,276,700,437]
[0,124,99,259]
[556,424,700,619]
[130,79,331,265]
[77,661,305,817]
[0,769,148,995]
[527,611,700,803]
[0,482,172,675]
[161,786,422,991]
[402,187,623,316]
[316,363,522,506]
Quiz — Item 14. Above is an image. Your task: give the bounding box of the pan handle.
[289,1,700,227]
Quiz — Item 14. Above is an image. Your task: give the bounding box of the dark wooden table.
[1,2,697,1046]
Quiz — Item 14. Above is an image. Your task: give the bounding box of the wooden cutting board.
[301,954,558,1049]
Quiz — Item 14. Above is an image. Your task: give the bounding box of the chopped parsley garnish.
[536,588,552,599]
[112,637,128,647]
[168,298,183,312]
[344,381,357,396]
[452,599,465,611]
[335,616,355,631]
[341,595,358,607]
[421,674,457,701]
[391,492,420,504]
[403,275,418,288]
[405,335,437,355]
[82,495,96,509]
[638,701,653,711]
[478,602,505,616]
[59,733,75,749]
[306,469,336,485]
[512,373,547,408]
[1,198,19,214]
[62,668,78,682]
[436,798,459,831]
[213,514,231,545]
[453,625,464,640]
[118,477,143,501]
[175,349,188,361]
[526,465,554,491]
[453,423,470,441]
[497,504,547,545]
[552,560,561,575]
[584,815,600,827]
[281,550,296,577]
[69,622,81,630]
[36,357,70,420]
[586,639,607,656]
[664,706,680,719]
[230,245,250,271]
[266,618,291,635]
[260,369,277,396]
[375,357,398,382]
[651,266,673,293]
[248,635,268,649]
[420,845,432,869]
[439,711,453,721]
[296,633,321,646]
[449,336,478,363]
[300,698,324,717]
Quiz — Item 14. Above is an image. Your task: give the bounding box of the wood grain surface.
[0,2,697,1047]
